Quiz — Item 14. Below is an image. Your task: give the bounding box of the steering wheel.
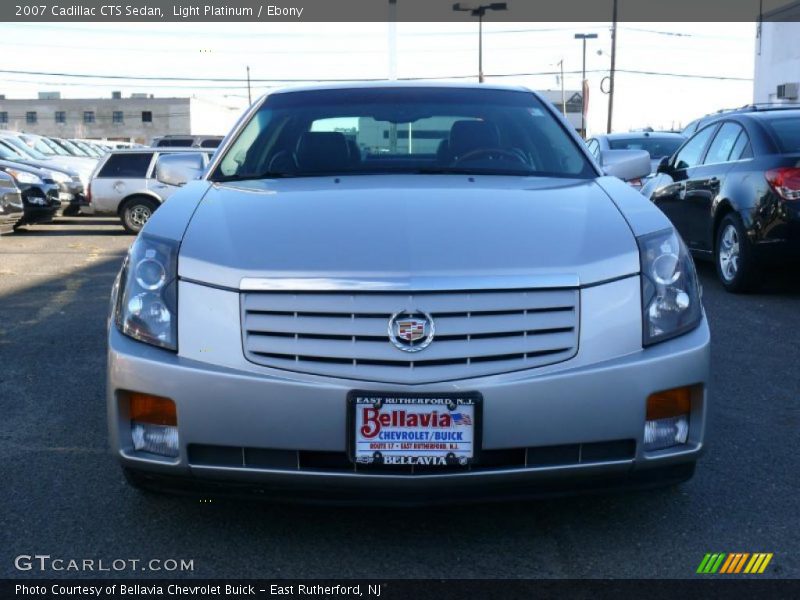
[454,147,529,166]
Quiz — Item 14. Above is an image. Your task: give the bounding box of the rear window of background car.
[765,117,800,153]
[97,153,154,178]
[608,137,683,158]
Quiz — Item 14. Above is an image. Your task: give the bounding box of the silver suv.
[108,83,710,503]
[87,148,212,233]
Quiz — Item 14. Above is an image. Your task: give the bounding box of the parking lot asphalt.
[1,217,798,580]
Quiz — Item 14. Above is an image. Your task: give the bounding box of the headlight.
[113,234,178,351]
[638,228,702,346]
[5,168,43,185]
[48,170,72,184]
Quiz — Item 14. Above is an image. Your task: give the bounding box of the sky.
[0,21,756,135]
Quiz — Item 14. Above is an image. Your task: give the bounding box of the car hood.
[178,175,641,290]
[43,157,95,181]
[0,159,50,178]
[11,158,79,177]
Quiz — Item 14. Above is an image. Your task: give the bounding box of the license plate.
[348,391,481,467]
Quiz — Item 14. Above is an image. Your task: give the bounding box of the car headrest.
[449,120,500,159]
[295,132,350,172]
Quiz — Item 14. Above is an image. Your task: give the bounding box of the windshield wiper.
[212,171,296,183]
[412,166,535,176]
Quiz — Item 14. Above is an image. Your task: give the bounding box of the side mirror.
[656,155,671,174]
[600,149,652,182]
[155,153,205,187]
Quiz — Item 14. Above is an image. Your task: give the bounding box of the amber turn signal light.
[646,386,692,420]
[127,392,177,426]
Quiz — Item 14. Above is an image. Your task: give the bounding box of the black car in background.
[0,171,23,234]
[0,159,60,227]
[642,107,800,292]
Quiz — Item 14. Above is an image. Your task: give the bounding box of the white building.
[754,2,800,104]
[0,92,244,144]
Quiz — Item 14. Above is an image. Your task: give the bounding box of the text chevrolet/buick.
[107,83,710,503]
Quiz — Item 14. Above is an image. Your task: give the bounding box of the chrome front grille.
[242,288,580,384]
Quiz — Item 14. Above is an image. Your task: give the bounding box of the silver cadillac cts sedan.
[108,83,710,503]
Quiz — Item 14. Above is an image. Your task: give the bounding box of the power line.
[1,22,604,38]
[613,69,752,81]
[0,67,752,84]
[0,77,254,90]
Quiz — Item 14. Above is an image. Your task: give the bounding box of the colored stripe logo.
[697,553,773,574]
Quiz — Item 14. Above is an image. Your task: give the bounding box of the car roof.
[155,134,221,139]
[267,80,531,96]
[106,147,210,154]
[744,108,800,120]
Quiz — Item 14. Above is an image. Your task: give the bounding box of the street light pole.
[607,0,618,133]
[478,10,483,83]
[246,65,252,105]
[574,33,597,137]
[453,3,507,83]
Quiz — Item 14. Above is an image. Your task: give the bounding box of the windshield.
[58,138,89,157]
[74,141,101,157]
[211,87,594,181]
[608,136,684,158]
[40,137,71,156]
[3,136,48,160]
[765,116,800,153]
[0,142,27,161]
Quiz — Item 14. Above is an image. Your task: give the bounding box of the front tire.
[120,197,158,235]
[715,213,759,292]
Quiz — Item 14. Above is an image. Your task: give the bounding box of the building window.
[0,112,7,125]
[55,111,66,124]
[83,111,95,124]
[112,111,124,124]
[26,111,37,124]
[141,111,153,123]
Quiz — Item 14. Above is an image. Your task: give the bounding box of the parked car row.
[0,130,100,228]
[0,129,215,234]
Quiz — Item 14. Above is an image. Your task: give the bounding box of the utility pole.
[478,10,483,82]
[574,32,597,137]
[453,3,507,83]
[558,59,566,117]
[246,65,252,105]
[607,0,618,133]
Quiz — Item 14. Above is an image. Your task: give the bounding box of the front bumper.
[108,294,710,503]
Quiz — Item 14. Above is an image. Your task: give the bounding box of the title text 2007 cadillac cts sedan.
[108,84,710,503]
